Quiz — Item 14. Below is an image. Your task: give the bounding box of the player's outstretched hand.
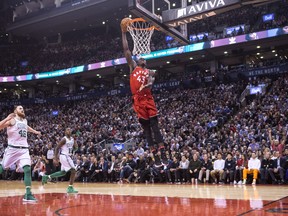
[35,131,42,136]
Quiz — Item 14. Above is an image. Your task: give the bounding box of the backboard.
[128,0,190,45]
[128,0,279,46]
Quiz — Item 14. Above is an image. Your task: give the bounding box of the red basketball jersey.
[130,66,152,96]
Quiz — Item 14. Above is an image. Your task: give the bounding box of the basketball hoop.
[126,18,156,55]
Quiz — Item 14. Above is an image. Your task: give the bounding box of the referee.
[43,143,54,175]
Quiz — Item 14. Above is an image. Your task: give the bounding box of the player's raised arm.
[121,19,136,73]
[27,126,41,135]
[0,113,15,130]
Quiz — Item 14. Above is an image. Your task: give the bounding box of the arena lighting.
[224,51,228,54]
[260,56,264,59]
[102,21,105,24]
[166,61,170,64]
[257,53,260,55]
[189,57,193,60]
[16,84,19,86]
[272,50,276,53]
[157,8,160,11]
[275,54,278,56]
[257,46,261,48]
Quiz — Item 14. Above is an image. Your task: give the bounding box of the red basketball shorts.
[132,94,158,120]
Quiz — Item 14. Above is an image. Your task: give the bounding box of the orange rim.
[128,18,158,31]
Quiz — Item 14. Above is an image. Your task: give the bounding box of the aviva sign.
[162,0,240,27]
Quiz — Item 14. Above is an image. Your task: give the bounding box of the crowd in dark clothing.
[0,73,287,185]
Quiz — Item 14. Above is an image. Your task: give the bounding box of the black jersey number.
[19,130,27,138]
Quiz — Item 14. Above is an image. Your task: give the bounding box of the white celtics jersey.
[61,136,74,156]
[7,118,28,147]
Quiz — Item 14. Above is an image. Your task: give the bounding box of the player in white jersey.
[0,105,41,202]
[42,128,78,193]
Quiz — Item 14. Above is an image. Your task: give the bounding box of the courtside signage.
[162,0,240,27]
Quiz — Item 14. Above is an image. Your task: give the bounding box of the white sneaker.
[238,181,242,185]
[252,179,256,185]
[233,180,237,185]
[242,180,246,185]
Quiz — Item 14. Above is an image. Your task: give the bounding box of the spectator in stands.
[223,152,236,184]
[260,151,274,184]
[80,156,90,182]
[107,155,118,183]
[269,151,285,184]
[166,156,179,184]
[198,153,212,183]
[234,154,247,185]
[119,153,136,183]
[243,152,261,185]
[211,153,225,184]
[188,154,201,184]
[179,155,189,184]
[269,129,287,154]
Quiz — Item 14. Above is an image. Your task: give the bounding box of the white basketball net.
[127,19,155,55]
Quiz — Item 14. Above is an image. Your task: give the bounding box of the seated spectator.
[223,152,236,184]
[234,154,247,185]
[260,151,274,184]
[128,154,146,183]
[107,155,118,183]
[198,153,213,183]
[87,156,97,182]
[188,154,201,184]
[80,157,90,182]
[32,157,45,181]
[269,151,285,184]
[166,156,179,184]
[119,153,136,183]
[179,155,189,184]
[98,156,108,182]
[243,152,261,185]
[211,153,225,184]
[248,139,260,152]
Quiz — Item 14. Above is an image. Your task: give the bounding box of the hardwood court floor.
[0,181,288,215]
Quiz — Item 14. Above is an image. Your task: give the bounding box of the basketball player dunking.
[42,128,78,193]
[0,106,41,202]
[121,21,164,152]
